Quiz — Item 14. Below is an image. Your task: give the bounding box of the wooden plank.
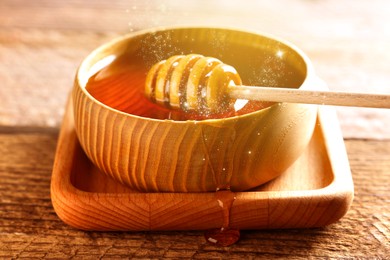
[0,0,390,138]
[0,131,389,257]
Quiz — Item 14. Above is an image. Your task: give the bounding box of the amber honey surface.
[85,48,303,121]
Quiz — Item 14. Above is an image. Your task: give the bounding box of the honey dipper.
[145,54,390,113]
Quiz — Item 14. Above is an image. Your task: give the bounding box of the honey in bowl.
[74,27,318,193]
[85,53,272,121]
[85,35,304,121]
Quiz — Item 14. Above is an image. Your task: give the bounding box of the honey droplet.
[204,227,240,247]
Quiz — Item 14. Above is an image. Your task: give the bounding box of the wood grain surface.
[0,129,388,258]
[0,0,389,258]
[1,0,390,139]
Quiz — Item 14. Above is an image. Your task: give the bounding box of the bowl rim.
[76,25,318,124]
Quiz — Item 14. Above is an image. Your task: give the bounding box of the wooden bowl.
[72,27,319,192]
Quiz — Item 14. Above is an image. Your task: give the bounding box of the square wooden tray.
[51,98,354,231]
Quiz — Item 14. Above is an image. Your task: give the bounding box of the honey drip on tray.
[204,187,240,247]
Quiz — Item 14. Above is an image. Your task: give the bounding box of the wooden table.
[1,0,389,258]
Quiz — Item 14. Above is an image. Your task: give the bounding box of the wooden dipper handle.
[229,86,390,109]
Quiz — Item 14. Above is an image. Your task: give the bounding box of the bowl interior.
[78,27,309,121]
